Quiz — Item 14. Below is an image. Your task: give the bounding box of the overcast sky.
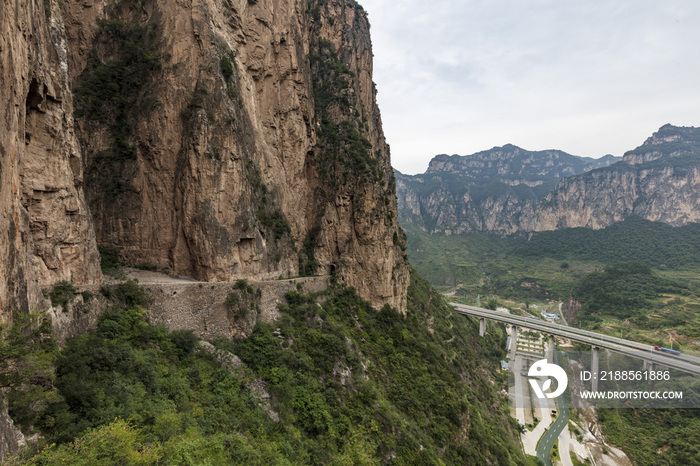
[359,0,700,174]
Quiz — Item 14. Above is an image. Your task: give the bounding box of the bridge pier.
[643,360,657,388]
[547,335,554,364]
[510,325,518,360]
[479,317,486,337]
[591,346,600,392]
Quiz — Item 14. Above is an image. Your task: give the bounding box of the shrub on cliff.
[100,279,153,308]
[48,281,77,308]
[220,55,233,81]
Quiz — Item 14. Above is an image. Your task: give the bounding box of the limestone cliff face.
[396,171,540,235]
[622,124,700,165]
[0,0,101,319]
[398,125,700,235]
[397,145,620,236]
[532,125,700,230]
[528,168,637,231]
[0,0,408,317]
[54,0,407,310]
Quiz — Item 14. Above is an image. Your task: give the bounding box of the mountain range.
[396,124,700,236]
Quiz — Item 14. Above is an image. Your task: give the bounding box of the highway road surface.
[453,303,700,376]
[536,351,570,466]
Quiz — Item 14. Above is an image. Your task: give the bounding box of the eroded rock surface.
[0,0,101,320]
[1,0,408,320]
[61,0,408,310]
[397,125,700,236]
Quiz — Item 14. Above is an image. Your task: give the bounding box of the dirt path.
[123,268,200,284]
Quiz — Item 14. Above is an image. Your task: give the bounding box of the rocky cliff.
[0,0,102,319]
[531,125,700,231]
[397,125,700,235]
[0,0,408,319]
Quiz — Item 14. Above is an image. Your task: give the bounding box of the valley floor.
[481,303,634,465]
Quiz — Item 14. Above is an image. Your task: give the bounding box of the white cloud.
[361,0,700,174]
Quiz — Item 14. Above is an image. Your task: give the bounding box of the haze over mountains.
[396,124,700,236]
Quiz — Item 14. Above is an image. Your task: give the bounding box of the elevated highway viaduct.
[453,303,700,390]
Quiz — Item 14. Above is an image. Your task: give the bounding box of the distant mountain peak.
[424,145,618,178]
[498,143,521,151]
[396,123,700,236]
[624,124,700,165]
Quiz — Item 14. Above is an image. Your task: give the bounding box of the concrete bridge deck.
[453,303,700,377]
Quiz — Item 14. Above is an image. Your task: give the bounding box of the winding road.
[536,350,570,466]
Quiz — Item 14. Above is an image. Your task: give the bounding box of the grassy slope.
[6,272,528,465]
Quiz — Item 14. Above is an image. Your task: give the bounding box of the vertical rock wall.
[60,0,408,310]
[0,0,101,320]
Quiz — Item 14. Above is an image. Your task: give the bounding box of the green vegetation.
[1,312,59,432]
[550,438,560,464]
[393,231,407,251]
[7,306,289,462]
[257,209,292,240]
[74,19,161,149]
[404,223,584,301]
[405,217,700,350]
[400,129,700,464]
[5,270,527,464]
[98,245,124,276]
[220,55,233,81]
[7,420,160,465]
[573,262,689,323]
[215,271,525,463]
[404,212,700,464]
[310,38,382,190]
[570,451,590,466]
[225,280,261,320]
[309,4,321,24]
[404,216,700,302]
[599,408,700,465]
[47,281,77,308]
[100,279,153,309]
[514,216,700,269]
